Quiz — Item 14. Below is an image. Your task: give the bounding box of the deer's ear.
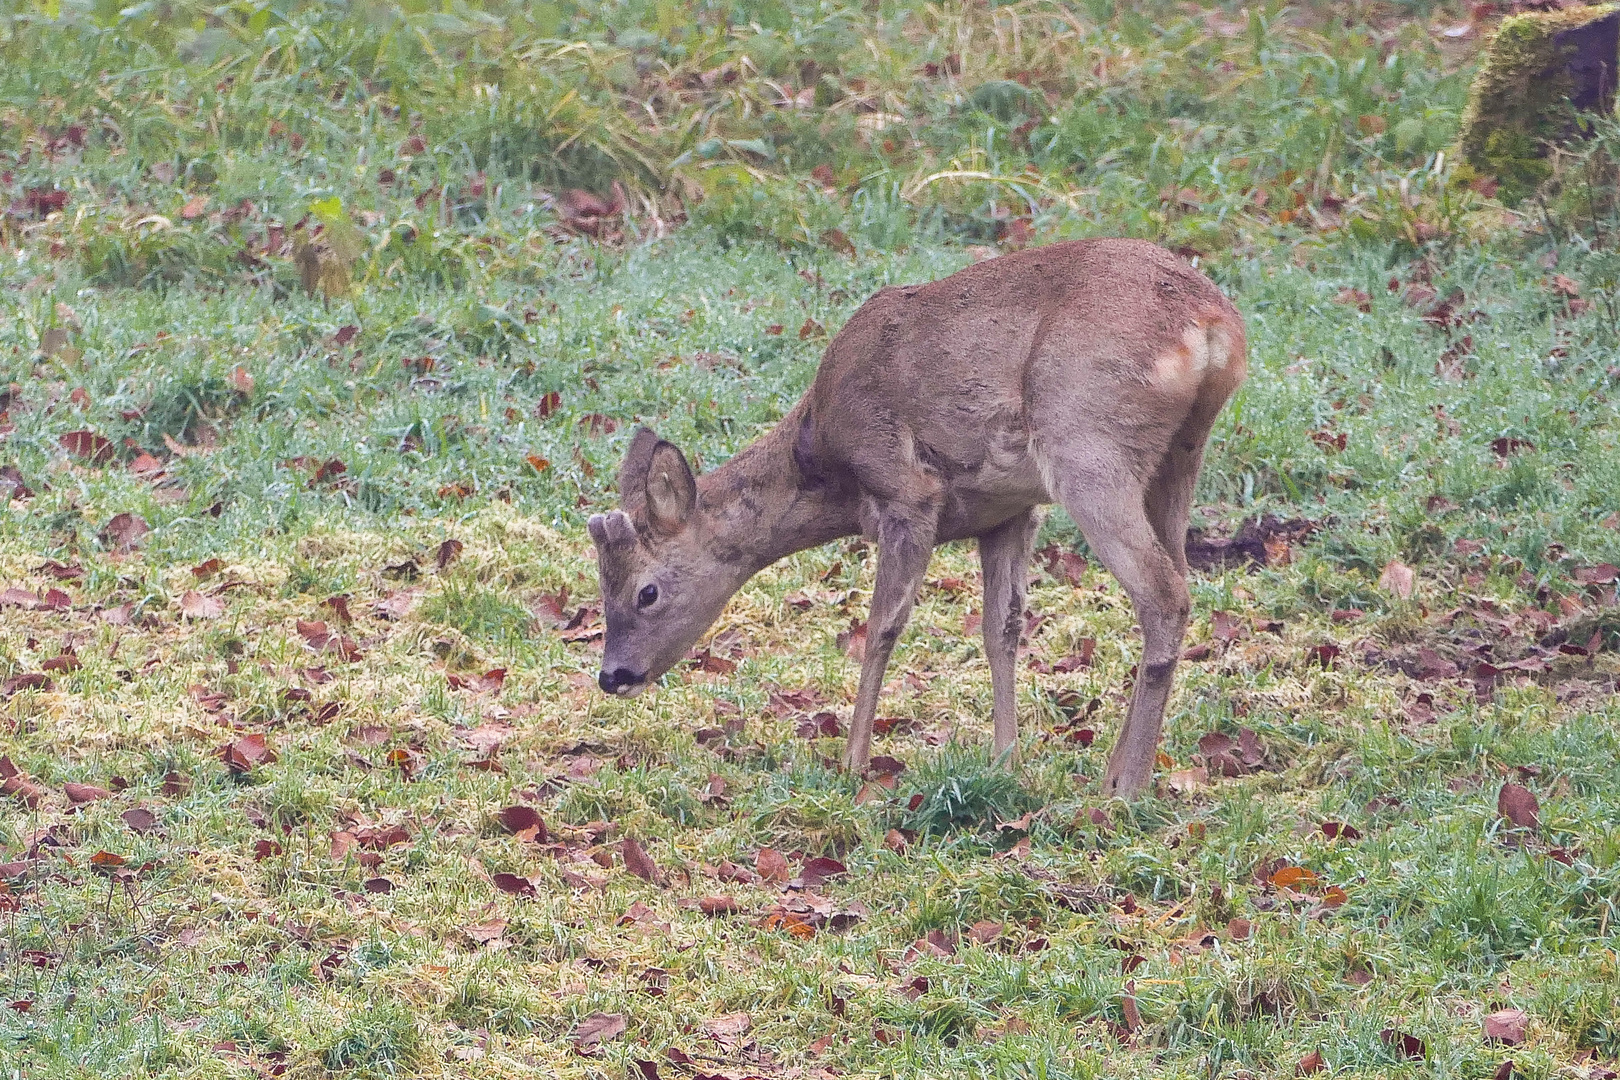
[645,441,696,535]
[617,426,661,515]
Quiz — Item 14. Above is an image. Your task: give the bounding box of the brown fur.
[588,238,1245,798]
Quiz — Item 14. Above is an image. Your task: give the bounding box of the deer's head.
[588,428,739,696]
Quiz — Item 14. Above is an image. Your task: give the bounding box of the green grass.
[5,1,1620,1078]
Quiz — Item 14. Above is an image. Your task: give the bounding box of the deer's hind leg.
[979,508,1040,759]
[1035,439,1191,800]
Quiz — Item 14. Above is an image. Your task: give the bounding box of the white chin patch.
[616,682,648,699]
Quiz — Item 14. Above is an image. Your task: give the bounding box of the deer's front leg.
[978,509,1039,759]
[844,512,936,773]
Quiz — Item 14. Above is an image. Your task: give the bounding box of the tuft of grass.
[902,745,1039,837]
[317,1000,424,1077]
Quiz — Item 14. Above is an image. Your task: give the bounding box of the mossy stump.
[1457,3,1620,203]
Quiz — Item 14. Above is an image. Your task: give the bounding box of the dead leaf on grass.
[756,847,789,885]
[1497,782,1539,832]
[1381,1028,1426,1060]
[495,805,547,842]
[1379,560,1416,599]
[180,590,224,619]
[100,513,149,551]
[622,838,663,884]
[1484,1008,1528,1045]
[220,734,277,774]
[573,1011,626,1053]
[63,782,112,804]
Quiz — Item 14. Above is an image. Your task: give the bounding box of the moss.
[1456,3,1620,204]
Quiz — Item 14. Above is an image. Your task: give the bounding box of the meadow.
[3,1,1620,1077]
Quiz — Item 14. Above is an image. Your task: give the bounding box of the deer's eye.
[637,584,660,608]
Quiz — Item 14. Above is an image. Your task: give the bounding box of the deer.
[586,238,1246,799]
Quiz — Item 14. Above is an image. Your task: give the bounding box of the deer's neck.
[695,405,858,576]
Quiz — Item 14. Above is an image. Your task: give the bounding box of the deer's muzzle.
[598,667,647,696]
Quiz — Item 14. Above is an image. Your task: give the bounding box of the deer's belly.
[935,453,1049,542]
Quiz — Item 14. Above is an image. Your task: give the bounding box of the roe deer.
[587,239,1245,798]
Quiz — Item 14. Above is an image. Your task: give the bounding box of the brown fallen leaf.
[180,590,224,619]
[63,782,113,804]
[1380,1028,1425,1061]
[492,872,536,898]
[968,919,1004,944]
[60,430,114,464]
[622,838,663,884]
[0,756,49,807]
[704,1012,752,1039]
[219,734,277,774]
[0,587,40,609]
[756,847,789,885]
[1497,783,1540,832]
[574,1011,627,1053]
[698,895,744,916]
[121,808,158,833]
[463,919,507,945]
[1379,560,1416,600]
[799,856,848,888]
[1484,1008,1527,1045]
[495,805,547,842]
[1296,1049,1326,1075]
[100,512,149,552]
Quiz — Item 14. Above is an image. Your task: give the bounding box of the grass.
[4,1,1620,1078]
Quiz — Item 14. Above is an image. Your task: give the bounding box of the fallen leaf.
[496,805,548,842]
[799,856,847,888]
[0,587,39,609]
[1379,560,1416,600]
[100,513,149,552]
[574,1012,627,1052]
[1380,1028,1425,1061]
[436,538,464,570]
[180,590,224,619]
[1296,1049,1326,1075]
[622,838,663,884]
[219,734,277,774]
[698,895,744,916]
[968,920,1004,944]
[1484,1008,1527,1045]
[0,756,48,807]
[1497,783,1539,832]
[756,847,789,885]
[492,872,536,898]
[63,782,112,804]
[1167,764,1208,793]
[2,673,53,698]
[59,430,114,464]
[121,808,158,833]
[704,1012,752,1038]
[1270,866,1322,890]
[464,919,507,945]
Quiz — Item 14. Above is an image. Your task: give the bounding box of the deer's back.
[801,239,1243,538]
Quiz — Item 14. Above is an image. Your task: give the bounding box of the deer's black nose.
[598,668,645,694]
